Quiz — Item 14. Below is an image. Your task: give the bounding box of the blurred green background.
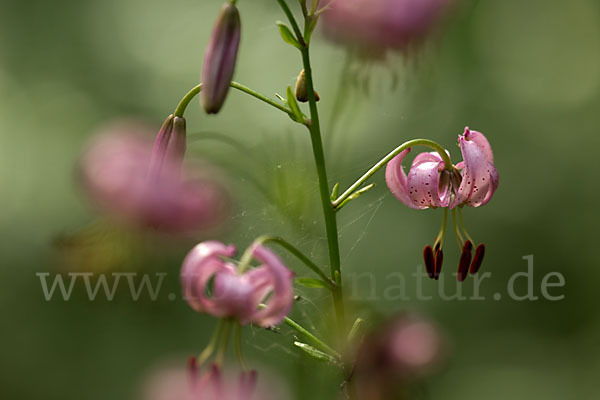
[2,0,599,398]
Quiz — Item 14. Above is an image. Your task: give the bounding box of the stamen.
[188,356,198,387]
[469,244,486,275]
[423,245,435,279]
[234,322,249,371]
[451,208,464,248]
[215,320,233,366]
[457,207,474,244]
[197,319,225,366]
[433,208,448,250]
[457,240,473,282]
[434,249,443,280]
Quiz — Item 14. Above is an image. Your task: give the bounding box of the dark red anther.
[187,356,198,386]
[423,245,435,279]
[457,240,473,282]
[434,249,443,280]
[469,244,486,275]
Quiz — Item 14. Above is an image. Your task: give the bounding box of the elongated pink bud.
[201,3,241,114]
[149,114,187,178]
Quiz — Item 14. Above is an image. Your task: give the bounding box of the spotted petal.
[407,160,450,208]
[451,133,498,208]
[385,148,421,209]
[463,127,494,163]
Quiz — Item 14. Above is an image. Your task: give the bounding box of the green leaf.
[286,86,305,123]
[293,341,340,365]
[330,182,339,201]
[296,277,328,289]
[277,22,301,49]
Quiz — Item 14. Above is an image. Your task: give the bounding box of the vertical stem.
[300,46,346,334]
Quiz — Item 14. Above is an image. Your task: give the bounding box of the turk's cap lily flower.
[385,128,497,281]
[321,0,451,56]
[181,241,294,326]
[78,120,230,234]
[385,127,498,210]
[202,2,241,114]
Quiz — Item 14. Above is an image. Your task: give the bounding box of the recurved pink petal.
[407,160,450,208]
[385,148,420,209]
[411,151,445,167]
[248,245,294,327]
[463,127,494,163]
[451,136,496,208]
[181,241,236,314]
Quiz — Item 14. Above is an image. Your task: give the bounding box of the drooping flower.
[78,118,230,234]
[321,0,451,56]
[354,313,445,399]
[181,241,294,326]
[385,128,498,210]
[385,127,498,280]
[202,2,241,114]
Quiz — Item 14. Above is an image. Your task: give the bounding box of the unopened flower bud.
[201,3,241,114]
[294,69,320,103]
[149,114,187,178]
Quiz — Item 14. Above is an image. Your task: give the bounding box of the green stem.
[300,45,346,334]
[282,314,341,360]
[174,84,203,118]
[240,235,335,288]
[173,82,293,118]
[230,81,293,116]
[332,139,453,209]
[257,303,340,359]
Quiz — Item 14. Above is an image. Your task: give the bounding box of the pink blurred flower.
[78,118,230,234]
[354,313,445,399]
[181,241,294,326]
[140,363,288,400]
[321,0,451,55]
[385,127,499,210]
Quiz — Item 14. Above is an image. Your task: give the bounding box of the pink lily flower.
[78,118,230,234]
[181,241,294,326]
[385,127,498,281]
[385,128,498,210]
